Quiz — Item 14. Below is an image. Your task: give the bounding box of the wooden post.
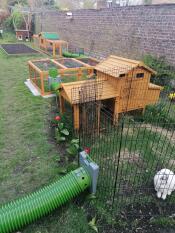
[59,95,65,114]
[29,65,32,81]
[34,70,37,85]
[73,104,80,130]
[88,69,93,77]
[44,40,47,51]
[113,97,119,125]
[77,69,82,81]
[53,43,56,58]
[40,72,45,96]
[59,44,62,57]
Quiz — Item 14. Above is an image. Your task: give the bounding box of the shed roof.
[39,32,59,40]
[95,55,156,78]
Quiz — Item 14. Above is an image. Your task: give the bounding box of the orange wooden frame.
[33,34,68,58]
[28,57,98,96]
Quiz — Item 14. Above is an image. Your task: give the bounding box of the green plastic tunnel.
[0,167,91,233]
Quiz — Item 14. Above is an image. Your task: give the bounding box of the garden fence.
[73,70,175,218]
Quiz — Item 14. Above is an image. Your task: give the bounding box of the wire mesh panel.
[77,68,175,219]
[71,79,103,104]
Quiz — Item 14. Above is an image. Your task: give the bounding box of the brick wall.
[35,4,175,65]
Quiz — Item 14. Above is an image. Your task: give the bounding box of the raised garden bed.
[1,43,39,55]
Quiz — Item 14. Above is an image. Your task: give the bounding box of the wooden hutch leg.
[40,72,45,96]
[59,95,65,114]
[59,44,62,57]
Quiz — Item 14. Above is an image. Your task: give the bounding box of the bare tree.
[11,1,32,38]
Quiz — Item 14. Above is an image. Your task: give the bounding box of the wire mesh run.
[76,67,175,218]
[71,79,104,104]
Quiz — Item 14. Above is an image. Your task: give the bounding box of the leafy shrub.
[143,102,175,126]
[63,51,86,58]
[66,139,80,156]
[53,115,70,142]
[54,112,73,137]
[143,55,175,90]
[0,10,9,28]
[3,17,13,30]
[55,122,69,142]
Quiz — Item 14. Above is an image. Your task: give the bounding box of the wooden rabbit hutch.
[16,29,31,41]
[59,55,162,130]
[33,32,68,57]
[28,57,99,96]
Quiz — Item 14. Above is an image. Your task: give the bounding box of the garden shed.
[59,55,162,130]
[34,32,68,57]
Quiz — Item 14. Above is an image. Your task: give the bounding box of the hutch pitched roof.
[95,55,156,78]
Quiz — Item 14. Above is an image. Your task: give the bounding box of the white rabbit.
[154,169,175,200]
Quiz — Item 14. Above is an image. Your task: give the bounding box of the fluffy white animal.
[154,169,175,200]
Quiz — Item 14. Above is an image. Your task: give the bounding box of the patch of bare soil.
[141,123,175,143]
[120,149,145,168]
[105,149,145,169]
[1,44,39,55]
[81,200,175,233]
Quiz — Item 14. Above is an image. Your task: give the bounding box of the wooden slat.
[96,55,156,75]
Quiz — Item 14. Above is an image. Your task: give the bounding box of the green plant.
[49,68,58,78]
[66,139,80,156]
[143,102,175,126]
[63,51,86,58]
[0,44,95,233]
[55,122,69,142]
[49,68,61,93]
[51,83,60,93]
[143,55,175,90]
[3,17,13,30]
[88,217,98,233]
[150,216,175,227]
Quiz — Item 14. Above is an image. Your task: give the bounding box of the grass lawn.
[1,33,175,233]
[0,34,94,233]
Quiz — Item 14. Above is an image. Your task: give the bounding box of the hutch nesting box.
[33,32,68,57]
[95,55,162,122]
[59,55,162,130]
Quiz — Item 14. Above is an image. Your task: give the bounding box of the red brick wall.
[35,4,175,65]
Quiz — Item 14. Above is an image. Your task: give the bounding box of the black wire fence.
[71,67,175,219]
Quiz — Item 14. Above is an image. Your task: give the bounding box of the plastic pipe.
[0,167,91,233]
